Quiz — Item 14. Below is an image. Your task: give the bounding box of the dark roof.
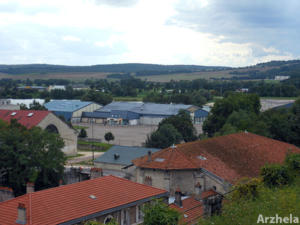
[0,175,168,225]
[0,110,50,129]
[95,145,160,166]
[133,132,300,184]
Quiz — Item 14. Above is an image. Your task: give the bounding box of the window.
[136,205,144,223]
[213,186,217,191]
[104,215,114,224]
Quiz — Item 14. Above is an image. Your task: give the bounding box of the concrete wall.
[139,116,164,125]
[136,167,230,196]
[38,113,78,156]
[72,103,102,122]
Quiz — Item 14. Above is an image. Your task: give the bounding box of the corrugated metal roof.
[97,102,193,116]
[44,100,93,112]
[95,145,160,166]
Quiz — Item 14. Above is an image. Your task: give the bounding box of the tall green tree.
[143,199,180,225]
[0,119,65,196]
[159,110,197,142]
[203,93,261,136]
[145,124,182,149]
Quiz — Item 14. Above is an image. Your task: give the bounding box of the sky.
[0,0,299,67]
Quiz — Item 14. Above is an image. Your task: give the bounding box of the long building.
[45,100,101,122]
[82,101,210,125]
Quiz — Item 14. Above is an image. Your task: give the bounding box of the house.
[94,145,160,179]
[133,132,300,196]
[169,188,222,225]
[81,101,209,125]
[0,109,77,156]
[274,76,290,81]
[44,100,101,122]
[17,86,47,92]
[0,175,168,225]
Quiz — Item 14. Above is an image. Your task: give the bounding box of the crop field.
[0,72,109,81]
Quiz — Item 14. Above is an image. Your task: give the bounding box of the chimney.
[90,168,103,179]
[26,182,34,194]
[174,187,182,207]
[59,179,63,186]
[16,203,26,224]
[195,182,202,201]
[147,151,152,162]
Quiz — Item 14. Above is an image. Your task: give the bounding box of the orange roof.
[0,110,50,129]
[133,132,300,183]
[170,197,203,225]
[0,175,167,225]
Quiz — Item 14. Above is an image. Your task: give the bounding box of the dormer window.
[11,112,17,116]
[27,113,33,117]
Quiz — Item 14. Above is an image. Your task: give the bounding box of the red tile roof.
[170,197,203,225]
[0,110,50,129]
[0,175,168,225]
[133,132,300,183]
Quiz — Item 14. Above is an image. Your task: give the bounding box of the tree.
[203,93,261,136]
[104,132,114,143]
[81,90,113,105]
[0,119,65,196]
[84,219,118,225]
[19,100,47,110]
[159,110,197,142]
[145,124,182,149]
[143,199,180,225]
[78,128,87,138]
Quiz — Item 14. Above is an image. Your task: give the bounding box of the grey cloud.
[171,0,300,56]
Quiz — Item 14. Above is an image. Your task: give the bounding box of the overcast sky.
[0,0,299,67]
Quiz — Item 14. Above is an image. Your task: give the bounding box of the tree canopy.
[0,119,66,196]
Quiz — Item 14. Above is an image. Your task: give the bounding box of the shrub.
[261,164,292,188]
[78,128,87,138]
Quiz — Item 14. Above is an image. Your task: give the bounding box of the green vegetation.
[66,153,84,160]
[199,153,300,225]
[104,132,115,143]
[73,125,88,130]
[0,119,66,196]
[146,110,197,148]
[77,140,112,152]
[78,128,87,138]
[143,199,181,225]
[203,93,300,147]
[73,159,94,166]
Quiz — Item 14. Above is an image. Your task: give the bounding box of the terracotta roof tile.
[170,197,203,225]
[0,110,50,129]
[0,175,167,225]
[133,132,300,183]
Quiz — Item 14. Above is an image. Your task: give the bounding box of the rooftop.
[44,100,94,112]
[133,132,300,184]
[0,175,168,225]
[94,145,160,166]
[0,110,50,129]
[97,101,197,116]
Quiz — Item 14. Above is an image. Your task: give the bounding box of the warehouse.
[45,100,101,122]
[82,101,209,125]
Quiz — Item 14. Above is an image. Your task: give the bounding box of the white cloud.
[0,0,298,66]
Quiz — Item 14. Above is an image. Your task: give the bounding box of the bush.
[261,164,292,188]
[232,178,262,201]
[78,128,87,138]
[104,132,114,143]
[285,153,300,172]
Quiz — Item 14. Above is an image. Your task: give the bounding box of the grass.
[77,140,112,152]
[73,159,94,166]
[66,153,84,160]
[73,125,89,130]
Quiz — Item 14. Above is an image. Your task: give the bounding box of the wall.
[139,116,164,125]
[136,167,230,196]
[38,113,78,156]
[72,103,102,121]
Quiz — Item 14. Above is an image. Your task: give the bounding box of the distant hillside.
[0,60,300,81]
[0,63,229,75]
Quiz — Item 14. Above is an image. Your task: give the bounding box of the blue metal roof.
[44,100,93,112]
[94,145,160,166]
[97,102,193,116]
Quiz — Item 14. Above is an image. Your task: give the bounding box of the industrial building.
[81,101,210,125]
[44,100,101,122]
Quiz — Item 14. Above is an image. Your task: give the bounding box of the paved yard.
[75,123,203,147]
